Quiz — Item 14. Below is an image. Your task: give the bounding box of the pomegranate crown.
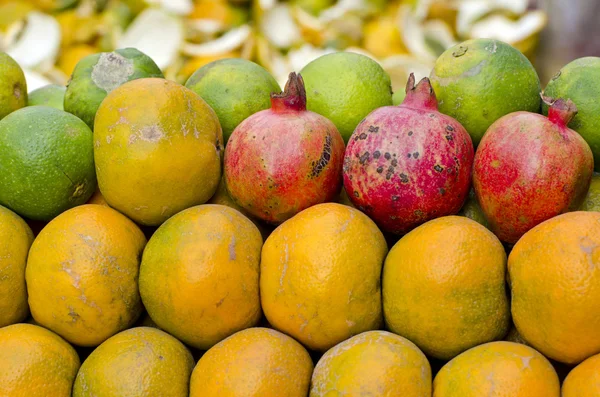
[271,72,307,112]
[401,73,438,111]
[542,94,578,127]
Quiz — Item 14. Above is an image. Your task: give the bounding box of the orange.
[310,330,431,396]
[260,203,387,351]
[562,352,600,396]
[26,204,146,346]
[0,323,80,397]
[85,187,108,206]
[383,216,510,360]
[508,211,600,364]
[73,327,194,397]
[433,341,560,397]
[94,78,222,226]
[139,204,262,350]
[189,327,313,397]
[0,205,33,327]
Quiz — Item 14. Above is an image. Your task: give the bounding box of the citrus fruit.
[261,202,387,351]
[26,204,146,346]
[185,58,281,144]
[579,173,600,211]
[0,323,80,397]
[64,48,163,129]
[430,39,541,146]
[433,341,560,397]
[543,57,600,170]
[508,211,600,364]
[189,327,313,397]
[310,330,432,396]
[0,106,96,221]
[0,205,33,327]
[505,325,531,346]
[562,352,600,397]
[94,78,223,226]
[383,216,509,360]
[139,204,262,350]
[0,52,26,120]
[300,51,393,142]
[73,327,194,397]
[458,189,489,228]
[27,84,66,110]
[86,187,109,206]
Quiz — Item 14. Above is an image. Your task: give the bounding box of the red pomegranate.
[224,72,345,224]
[343,74,474,234]
[473,97,593,243]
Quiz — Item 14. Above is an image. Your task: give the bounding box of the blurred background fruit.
[0,0,552,97]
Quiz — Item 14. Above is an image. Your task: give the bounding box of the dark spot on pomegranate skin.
[376,166,383,173]
[359,133,367,140]
[434,164,444,172]
[446,125,454,132]
[311,134,332,177]
[386,172,393,180]
[407,153,412,158]
[359,151,370,165]
[413,152,419,159]
[353,191,359,197]
[399,173,409,183]
[439,188,446,195]
[368,126,379,133]
[392,195,399,201]
[373,151,381,159]
[391,159,398,167]
[446,135,453,141]
[384,153,391,160]
[408,131,413,136]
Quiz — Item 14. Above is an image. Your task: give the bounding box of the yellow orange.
[562,352,600,397]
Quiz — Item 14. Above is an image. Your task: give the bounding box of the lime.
[0,106,96,221]
[543,57,600,171]
[300,51,393,142]
[579,173,600,211]
[64,48,163,129]
[458,189,489,229]
[28,84,66,110]
[430,39,541,145]
[0,52,27,120]
[185,58,280,144]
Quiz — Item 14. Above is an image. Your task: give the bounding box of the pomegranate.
[473,97,593,243]
[343,74,474,234]
[224,72,345,224]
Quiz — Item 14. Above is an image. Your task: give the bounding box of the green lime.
[430,39,541,145]
[300,51,393,142]
[392,89,406,106]
[0,52,27,120]
[28,84,66,110]
[0,106,96,221]
[64,48,163,129]
[579,173,600,211]
[185,58,280,144]
[458,189,489,229]
[543,57,600,171]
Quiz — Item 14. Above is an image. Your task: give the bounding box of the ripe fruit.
[185,58,281,144]
[508,211,600,364]
[94,78,223,226]
[579,173,600,211]
[261,203,387,352]
[139,205,262,350]
[433,341,560,397]
[0,324,80,397]
[343,74,474,234]
[0,52,26,120]
[64,48,163,129]
[383,216,509,360]
[26,205,146,346]
[562,353,600,396]
[430,39,541,145]
[189,328,313,397]
[543,57,600,170]
[310,331,432,396]
[458,189,489,228]
[473,98,593,243]
[300,51,393,142]
[27,84,66,109]
[225,73,344,224]
[0,205,33,327]
[73,327,194,397]
[0,106,96,221]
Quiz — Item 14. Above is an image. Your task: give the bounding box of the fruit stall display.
[2,1,600,397]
